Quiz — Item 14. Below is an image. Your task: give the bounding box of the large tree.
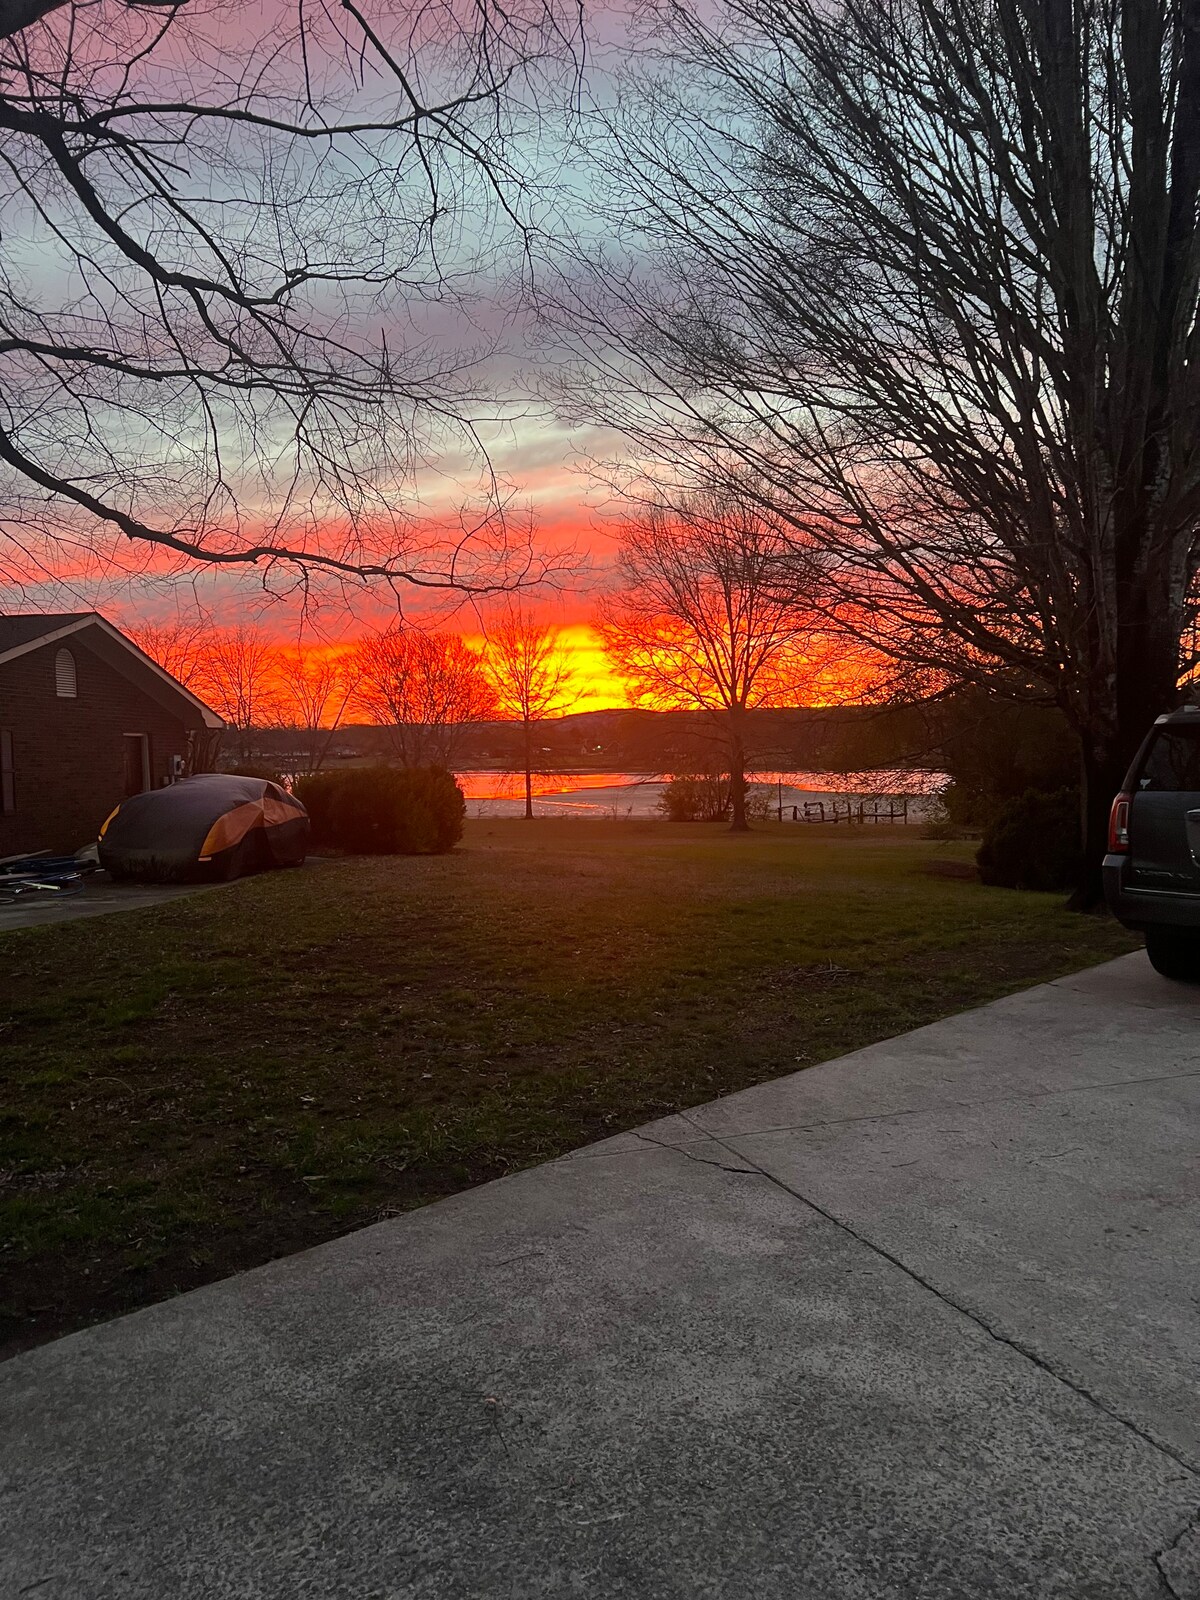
[559,0,1200,898]
[599,489,822,830]
[0,0,578,594]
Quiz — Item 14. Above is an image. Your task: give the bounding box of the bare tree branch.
[551,0,1200,891]
[0,0,582,591]
[352,624,495,765]
[597,484,829,829]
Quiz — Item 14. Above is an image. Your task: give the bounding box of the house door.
[123,734,151,796]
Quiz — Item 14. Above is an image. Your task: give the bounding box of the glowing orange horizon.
[554,623,637,712]
[120,613,875,724]
[456,623,630,714]
[246,622,631,716]
[271,625,870,720]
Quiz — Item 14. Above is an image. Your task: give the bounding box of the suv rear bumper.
[1103,854,1200,930]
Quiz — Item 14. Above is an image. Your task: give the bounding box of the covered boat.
[98,773,308,882]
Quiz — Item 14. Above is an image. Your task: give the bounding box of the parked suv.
[1103,706,1200,980]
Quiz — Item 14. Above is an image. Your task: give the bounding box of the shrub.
[657,772,771,822]
[328,765,402,854]
[937,692,1078,828]
[744,785,774,822]
[977,787,1081,891]
[294,765,465,855]
[292,771,343,847]
[658,773,730,821]
[399,765,467,853]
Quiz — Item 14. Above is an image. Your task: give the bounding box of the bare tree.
[277,646,359,776]
[0,0,580,595]
[598,490,823,830]
[194,626,282,763]
[483,603,577,816]
[353,627,495,766]
[557,0,1200,899]
[126,616,212,689]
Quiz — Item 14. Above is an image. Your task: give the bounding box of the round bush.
[295,765,465,854]
[388,766,466,854]
[329,766,404,853]
[657,774,729,821]
[656,773,770,822]
[977,787,1081,891]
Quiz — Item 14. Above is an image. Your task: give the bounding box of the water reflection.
[457,769,947,820]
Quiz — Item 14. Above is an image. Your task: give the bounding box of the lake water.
[456,769,947,821]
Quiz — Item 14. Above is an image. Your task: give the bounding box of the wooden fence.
[787,797,911,825]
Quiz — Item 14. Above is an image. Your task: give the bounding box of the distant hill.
[240,703,945,774]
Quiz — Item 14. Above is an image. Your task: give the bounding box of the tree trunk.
[728,709,749,832]
[1072,740,1129,910]
[1071,620,1180,907]
[523,720,533,820]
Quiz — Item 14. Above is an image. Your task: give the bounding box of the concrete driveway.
[0,861,326,931]
[2,953,1198,1598]
[0,871,231,931]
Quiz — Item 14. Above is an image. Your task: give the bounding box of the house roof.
[0,613,93,653]
[0,612,224,729]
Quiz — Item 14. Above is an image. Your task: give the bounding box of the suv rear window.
[1138,724,1200,791]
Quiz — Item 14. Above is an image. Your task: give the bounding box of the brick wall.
[0,636,196,856]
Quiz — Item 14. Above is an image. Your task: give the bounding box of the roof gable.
[0,613,224,729]
[0,613,92,654]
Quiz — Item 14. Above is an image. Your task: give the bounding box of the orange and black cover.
[98,774,308,882]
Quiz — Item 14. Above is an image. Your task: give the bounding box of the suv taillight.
[1108,792,1131,853]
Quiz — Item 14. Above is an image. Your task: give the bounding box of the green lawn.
[0,818,1135,1355]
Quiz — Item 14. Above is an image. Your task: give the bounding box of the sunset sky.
[465,623,630,713]
[1,295,634,705]
[0,0,649,714]
[0,0,829,719]
[4,405,635,710]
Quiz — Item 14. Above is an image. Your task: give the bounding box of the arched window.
[55,647,77,698]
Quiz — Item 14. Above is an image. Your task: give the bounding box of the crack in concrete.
[574,1039,1200,1586]
[556,1064,1200,1165]
[633,1131,758,1176]
[671,1108,1200,1485]
[1155,1513,1200,1600]
[660,1102,1200,1594]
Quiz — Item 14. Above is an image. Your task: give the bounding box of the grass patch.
[0,817,1135,1355]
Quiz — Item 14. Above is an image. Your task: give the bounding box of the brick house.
[0,613,224,857]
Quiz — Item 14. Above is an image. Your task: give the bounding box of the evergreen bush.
[292,771,339,846]
[657,773,731,821]
[294,766,464,854]
[977,787,1081,891]
[386,766,466,854]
